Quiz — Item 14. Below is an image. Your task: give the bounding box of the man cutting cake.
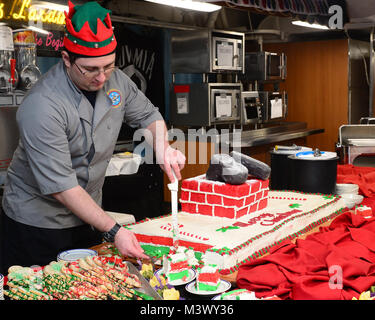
[0,1,185,274]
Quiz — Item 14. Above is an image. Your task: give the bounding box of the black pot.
[269,146,311,190]
[288,150,338,194]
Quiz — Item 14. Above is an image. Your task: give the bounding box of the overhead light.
[292,20,329,30]
[31,1,69,12]
[144,0,221,12]
[24,25,50,35]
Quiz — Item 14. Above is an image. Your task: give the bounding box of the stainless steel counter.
[168,122,324,149]
[235,122,324,148]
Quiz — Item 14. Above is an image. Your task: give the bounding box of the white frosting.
[170,252,186,263]
[132,191,346,271]
[356,205,371,211]
[199,265,218,274]
[185,249,199,266]
[162,252,188,275]
[161,255,168,274]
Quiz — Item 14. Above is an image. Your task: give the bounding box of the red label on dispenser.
[174,85,190,93]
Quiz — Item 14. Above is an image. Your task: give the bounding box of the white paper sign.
[216,95,232,118]
[177,96,188,114]
[0,26,14,51]
[217,42,233,67]
[271,98,283,119]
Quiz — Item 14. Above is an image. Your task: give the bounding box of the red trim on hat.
[65,0,76,20]
[63,36,117,56]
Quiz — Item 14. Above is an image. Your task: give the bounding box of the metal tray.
[125,261,163,300]
[347,138,375,146]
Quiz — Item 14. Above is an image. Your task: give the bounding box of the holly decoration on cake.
[289,203,302,208]
[214,247,230,255]
[216,226,240,233]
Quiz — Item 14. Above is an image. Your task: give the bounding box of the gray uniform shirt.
[2,60,163,229]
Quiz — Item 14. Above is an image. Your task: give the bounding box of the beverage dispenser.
[0,24,18,93]
[13,29,41,91]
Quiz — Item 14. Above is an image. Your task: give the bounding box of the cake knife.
[168,170,179,249]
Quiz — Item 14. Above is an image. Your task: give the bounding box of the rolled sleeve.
[17,93,78,195]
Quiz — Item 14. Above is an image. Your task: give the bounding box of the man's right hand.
[114,227,149,260]
[52,185,149,260]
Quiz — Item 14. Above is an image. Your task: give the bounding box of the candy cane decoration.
[160,223,209,241]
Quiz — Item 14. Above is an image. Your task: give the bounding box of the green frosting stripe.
[141,244,171,258]
[197,282,220,291]
[167,270,189,281]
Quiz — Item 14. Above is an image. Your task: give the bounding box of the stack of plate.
[335,183,363,209]
[335,183,359,195]
[57,249,97,263]
[0,273,4,300]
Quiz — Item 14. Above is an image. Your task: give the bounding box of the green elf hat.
[63,1,117,56]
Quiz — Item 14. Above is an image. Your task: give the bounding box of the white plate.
[335,183,359,194]
[57,249,97,262]
[155,268,196,286]
[185,280,231,296]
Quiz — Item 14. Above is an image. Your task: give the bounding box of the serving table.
[89,218,335,300]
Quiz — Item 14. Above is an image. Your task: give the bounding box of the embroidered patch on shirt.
[107,89,122,108]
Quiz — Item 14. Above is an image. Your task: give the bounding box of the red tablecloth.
[337,163,375,216]
[337,164,375,198]
[237,165,375,300]
[236,211,375,300]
